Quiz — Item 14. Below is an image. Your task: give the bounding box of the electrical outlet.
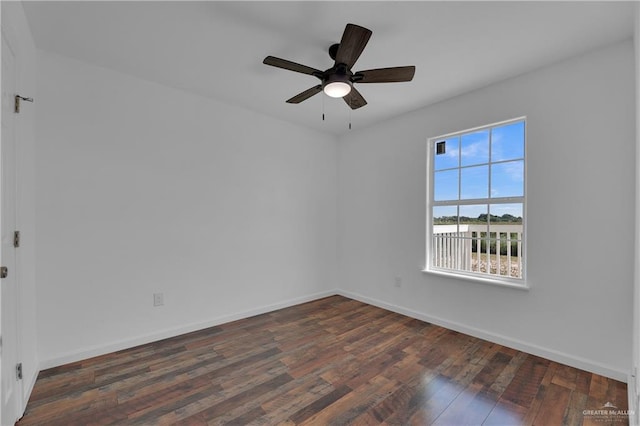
[153,293,164,307]
[394,277,402,288]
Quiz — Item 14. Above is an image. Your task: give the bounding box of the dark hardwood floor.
[17,296,628,425]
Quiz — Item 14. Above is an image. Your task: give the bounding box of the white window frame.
[424,117,528,289]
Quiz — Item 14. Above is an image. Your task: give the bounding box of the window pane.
[459,204,488,275]
[489,203,523,224]
[489,203,523,236]
[432,206,459,270]
[461,130,489,166]
[460,165,488,199]
[491,160,524,198]
[482,238,521,277]
[459,204,488,227]
[434,136,459,171]
[487,204,523,277]
[434,169,458,201]
[433,206,457,226]
[433,206,458,264]
[491,121,524,161]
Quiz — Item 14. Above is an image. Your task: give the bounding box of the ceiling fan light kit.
[263,23,415,111]
[324,81,352,98]
[324,76,352,98]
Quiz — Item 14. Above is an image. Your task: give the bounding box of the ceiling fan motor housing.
[323,65,352,86]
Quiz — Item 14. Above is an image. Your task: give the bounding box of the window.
[426,118,526,285]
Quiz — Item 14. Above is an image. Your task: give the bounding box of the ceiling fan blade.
[335,24,372,69]
[286,85,323,104]
[263,56,322,76]
[343,87,367,110]
[355,66,416,83]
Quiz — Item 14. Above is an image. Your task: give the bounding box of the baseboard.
[18,368,39,420]
[338,289,629,382]
[40,288,629,383]
[39,289,337,370]
[24,368,38,403]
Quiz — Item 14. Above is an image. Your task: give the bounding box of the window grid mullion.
[457,135,461,235]
[434,157,524,174]
[487,125,492,274]
[433,196,524,207]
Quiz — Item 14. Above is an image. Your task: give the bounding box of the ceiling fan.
[263,23,415,110]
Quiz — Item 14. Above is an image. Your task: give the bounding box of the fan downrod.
[328,43,340,61]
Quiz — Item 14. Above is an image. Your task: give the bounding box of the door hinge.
[16,363,22,380]
[0,266,7,279]
[14,95,33,114]
[14,231,20,248]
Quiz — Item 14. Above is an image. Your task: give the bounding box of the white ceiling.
[23,1,635,136]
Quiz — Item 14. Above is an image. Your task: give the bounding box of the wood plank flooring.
[17,296,628,425]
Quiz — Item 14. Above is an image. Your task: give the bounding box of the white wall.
[337,40,635,381]
[1,0,39,410]
[35,51,338,367]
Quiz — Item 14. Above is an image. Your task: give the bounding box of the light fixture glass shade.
[324,81,352,98]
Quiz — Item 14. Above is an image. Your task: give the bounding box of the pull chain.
[322,92,325,121]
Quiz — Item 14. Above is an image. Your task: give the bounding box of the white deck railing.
[433,224,523,278]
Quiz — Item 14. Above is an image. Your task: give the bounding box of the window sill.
[422,268,530,291]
